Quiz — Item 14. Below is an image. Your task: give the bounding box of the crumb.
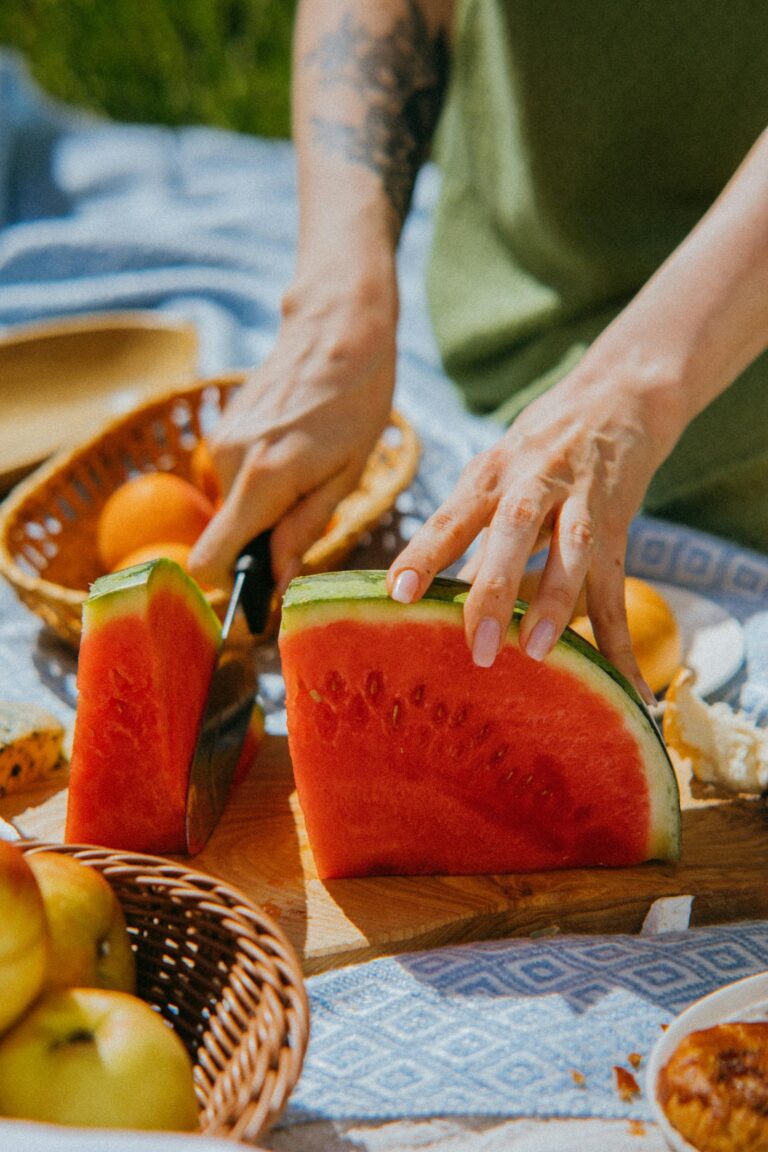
[661,1022,669,1031]
[570,1069,586,1087]
[614,1065,641,1102]
[628,1120,646,1136]
[628,1052,642,1069]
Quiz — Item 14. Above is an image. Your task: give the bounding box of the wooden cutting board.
[4,736,768,976]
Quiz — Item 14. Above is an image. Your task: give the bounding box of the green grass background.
[0,0,297,139]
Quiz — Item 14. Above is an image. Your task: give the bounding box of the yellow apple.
[26,852,136,994]
[0,987,199,1131]
[0,841,48,1034]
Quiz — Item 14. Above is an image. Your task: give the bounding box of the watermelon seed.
[432,702,447,725]
[410,683,426,707]
[450,706,469,728]
[309,689,323,703]
[491,744,509,762]
[365,670,383,703]
[390,700,404,730]
[474,724,492,746]
[325,670,347,698]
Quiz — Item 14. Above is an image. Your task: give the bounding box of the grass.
[0,0,297,138]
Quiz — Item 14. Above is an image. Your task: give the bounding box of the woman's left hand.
[386,352,684,702]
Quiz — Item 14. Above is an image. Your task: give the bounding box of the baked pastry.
[658,1021,768,1152]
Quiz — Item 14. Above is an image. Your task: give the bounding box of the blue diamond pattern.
[283,923,768,1126]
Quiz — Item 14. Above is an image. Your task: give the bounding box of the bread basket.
[17,841,309,1143]
[0,373,420,647]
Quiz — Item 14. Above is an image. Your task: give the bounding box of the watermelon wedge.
[66,559,221,854]
[279,571,681,878]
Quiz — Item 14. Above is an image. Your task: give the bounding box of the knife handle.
[235,531,274,635]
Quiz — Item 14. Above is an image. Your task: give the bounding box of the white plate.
[646,971,768,1152]
[648,581,745,698]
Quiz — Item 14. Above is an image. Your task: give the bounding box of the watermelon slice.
[66,559,221,854]
[279,571,681,878]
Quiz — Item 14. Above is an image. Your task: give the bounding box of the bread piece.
[658,1021,768,1152]
[664,669,768,794]
[0,703,67,796]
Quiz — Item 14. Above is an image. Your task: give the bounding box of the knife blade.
[185,531,274,855]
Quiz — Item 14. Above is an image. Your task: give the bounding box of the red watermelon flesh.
[65,559,221,854]
[279,572,680,878]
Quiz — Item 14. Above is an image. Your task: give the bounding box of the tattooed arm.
[189,0,452,589]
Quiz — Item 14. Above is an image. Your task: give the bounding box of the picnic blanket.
[2,50,768,1151]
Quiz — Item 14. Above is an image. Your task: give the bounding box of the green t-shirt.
[428,0,768,550]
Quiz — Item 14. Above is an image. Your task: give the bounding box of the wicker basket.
[0,373,420,647]
[17,841,309,1144]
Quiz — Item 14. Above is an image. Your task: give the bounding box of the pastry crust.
[658,1021,768,1152]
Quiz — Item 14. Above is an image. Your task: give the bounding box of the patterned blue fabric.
[285,923,768,1124]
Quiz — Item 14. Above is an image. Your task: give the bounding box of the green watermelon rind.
[84,558,222,648]
[281,570,681,862]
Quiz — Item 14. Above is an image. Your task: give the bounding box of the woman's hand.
[386,349,686,702]
[188,276,397,591]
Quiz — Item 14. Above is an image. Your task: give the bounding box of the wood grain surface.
[4,736,767,976]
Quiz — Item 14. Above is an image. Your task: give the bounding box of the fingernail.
[638,678,658,708]
[391,569,419,604]
[277,558,301,596]
[525,618,556,662]
[472,618,501,668]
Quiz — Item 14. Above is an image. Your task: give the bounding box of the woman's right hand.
[188,274,398,592]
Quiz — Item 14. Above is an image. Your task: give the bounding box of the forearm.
[292,0,452,295]
[591,128,768,435]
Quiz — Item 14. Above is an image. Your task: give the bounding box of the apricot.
[97,472,214,571]
[111,540,216,591]
[518,572,682,693]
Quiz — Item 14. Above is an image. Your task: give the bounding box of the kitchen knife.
[185,531,274,855]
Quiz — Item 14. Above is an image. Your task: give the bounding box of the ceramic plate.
[649,581,745,697]
[646,971,768,1151]
[0,311,198,493]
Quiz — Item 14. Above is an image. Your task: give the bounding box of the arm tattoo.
[307,1,450,235]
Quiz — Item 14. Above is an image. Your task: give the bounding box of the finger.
[518,500,595,661]
[270,464,361,591]
[586,549,655,705]
[387,473,494,604]
[456,531,487,583]
[462,487,551,667]
[187,439,303,587]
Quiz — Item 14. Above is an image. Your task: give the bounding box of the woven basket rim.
[0,371,420,619]
[18,839,310,1142]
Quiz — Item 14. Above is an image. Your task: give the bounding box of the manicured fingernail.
[638,678,658,707]
[525,618,556,662]
[277,558,301,595]
[391,569,419,604]
[472,618,501,668]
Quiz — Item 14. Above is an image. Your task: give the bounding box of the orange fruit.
[569,577,682,693]
[97,472,215,571]
[111,540,194,572]
[189,438,221,506]
[111,540,216,591]
[517,571,681,692]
